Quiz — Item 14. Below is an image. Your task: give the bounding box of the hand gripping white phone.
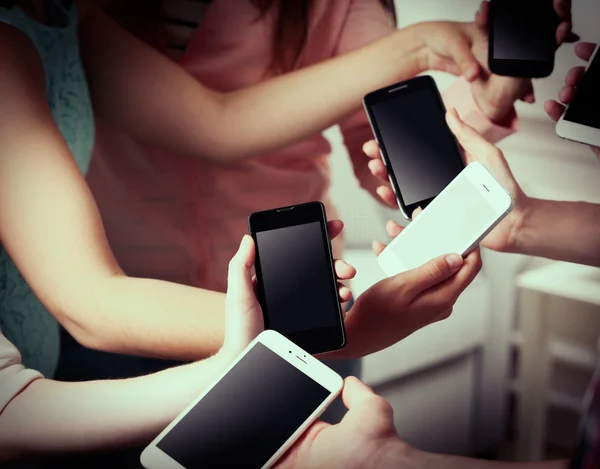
[378,162,513,276]
[141,330,343,469]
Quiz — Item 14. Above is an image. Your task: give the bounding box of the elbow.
[59,317,111,353]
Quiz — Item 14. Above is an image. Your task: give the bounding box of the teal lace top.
[0,1,94,378]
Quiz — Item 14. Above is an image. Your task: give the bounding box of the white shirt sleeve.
[0,329,43,414]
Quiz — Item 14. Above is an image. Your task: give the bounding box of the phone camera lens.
[289,351,292,353]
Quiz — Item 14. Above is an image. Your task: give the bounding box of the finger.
[544,100,566,122]
[565,66,585,88]
[575,42,597,62]
[368,158,389,181]
[341,376,378,410]
[226,235,256,305]
[446,109,495,162]
[558,85,576,105]
[372,240,387,256]
[327,220,344,240]
[554,0,571,22]
[385,220,404,238]
[338,284,353,303]
[519,83,535,103]
[376,186,398,208]
[225,235,259,343]
[415,249,482,308]
[475,1,490,28]
[556,21,571,46]
[446,34,480,82]
[334,259,356,280]
[399,253,464,296]
[411,207,423,219]
[362,140,380,159]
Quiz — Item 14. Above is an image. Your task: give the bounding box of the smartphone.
[141,330,343,469]
[488,0,558,78]
[363,75,466,220]
[378,162,513,277]
[248,201,345,354]
[556,45,600,148]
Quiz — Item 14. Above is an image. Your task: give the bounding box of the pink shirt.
[87,0,516,293]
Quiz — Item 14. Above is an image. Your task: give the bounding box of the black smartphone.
[248,202,345,354]
[488,0,559,78]
[363,75,465,220]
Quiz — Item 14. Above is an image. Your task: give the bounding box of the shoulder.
[0,22,47,103]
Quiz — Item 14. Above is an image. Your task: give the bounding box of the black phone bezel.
[248,201,346,355]
[363,75,465,219]
[487,0,556,78]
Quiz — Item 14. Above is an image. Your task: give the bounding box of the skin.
[0,1,529,364]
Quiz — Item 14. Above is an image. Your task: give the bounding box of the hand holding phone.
[141,331,343,469]
[363,76,466,220]
[377,161,512,277]
[249,202,352,354]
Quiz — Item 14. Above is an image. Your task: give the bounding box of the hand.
[221,222,357,357]
[412,21,481,82]
[334,215,481,359]
[469,1,577,124]
[445,108,529,252]
[276,377,411,469]
[544,42,600,159]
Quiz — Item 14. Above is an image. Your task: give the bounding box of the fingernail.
[445,254,463,269]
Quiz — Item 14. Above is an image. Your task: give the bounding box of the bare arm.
[513,199,600,267]
[78,8,476,164]
[408,449,567,469]
[0,24,224,361]
[0,354,227,461]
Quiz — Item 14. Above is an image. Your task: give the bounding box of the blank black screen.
[157,343,330,469]
[492,0,556,61]
[372,88,464,206]
[564,51,600,129]
[255,222,338,334]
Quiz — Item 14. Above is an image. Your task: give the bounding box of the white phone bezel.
[378,162,513,277]
[556,45,600,148]
[140,330,343,469]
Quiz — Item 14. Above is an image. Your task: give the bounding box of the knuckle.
[371,396,394,417]
[427,260,448,282]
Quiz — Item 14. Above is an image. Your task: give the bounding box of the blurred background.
[326,0,600,462]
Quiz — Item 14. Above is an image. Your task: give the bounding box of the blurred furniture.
[516,262,600,461]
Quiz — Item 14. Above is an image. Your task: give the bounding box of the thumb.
[403,253,463,295]
[341,376,378,410]
[225,235,260,348]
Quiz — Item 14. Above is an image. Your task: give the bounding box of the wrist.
[509,196,542,255]
[471,85,513,125]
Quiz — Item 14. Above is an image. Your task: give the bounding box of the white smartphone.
[140,330,343,469]
[556,45,600,148]
[378,162,513,276]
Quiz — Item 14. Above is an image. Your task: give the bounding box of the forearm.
[65,275,226,361]
[0,354,228,461]
[377,443,566,469]
[80,9,428,162]
[511,198,600,267]
[409,449,566,469]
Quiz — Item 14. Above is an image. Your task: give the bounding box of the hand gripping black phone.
[248,202,345,355]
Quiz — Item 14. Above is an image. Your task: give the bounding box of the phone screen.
[563,50,600,130]
[370,86,465,208]
[492,0,556,62]
[394,176,495,270]
[255,221,339,334]
[157,342,330,468]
